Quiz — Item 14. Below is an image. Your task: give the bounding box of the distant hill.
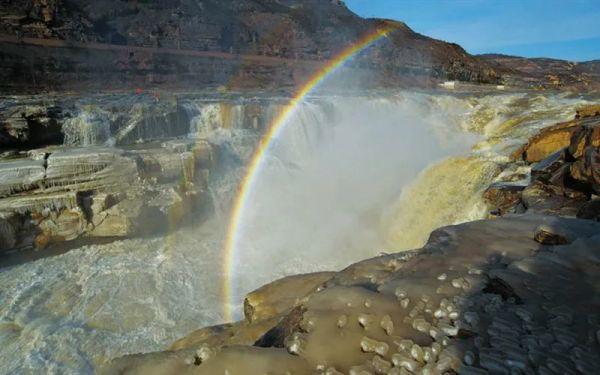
[479,54,600,90]
[0,0,597,92]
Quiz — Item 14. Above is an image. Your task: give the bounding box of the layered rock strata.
[0,94,280,253]
[1,96,197,150]
[0,139,214,252]
[0,0,502,92]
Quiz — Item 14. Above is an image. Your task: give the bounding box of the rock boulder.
[512,114,600,163]
[577,199,600,221]
[575,104,600,119]
[483,182,526,215]
[500,111,600,219]
[243,272,335,324]
[513,120,580,163]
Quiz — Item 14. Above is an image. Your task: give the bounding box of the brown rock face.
[513,121,580,163]
[479,55,600,91]
[513,112,600,164]
[2,2,599,92]
[569,121,600,159]
[575,104,600,119]
[0,0,502,92]
[522,180,587,216]
[493,107,600,219]
[530,149,567,181]
[533,224,571,245]
[0,140,215,253]
[483,182,526,215]
[37,207,86,243]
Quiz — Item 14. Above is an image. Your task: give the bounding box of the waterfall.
[383,156,502,250]
[231,94,482,300]
[186,100,283,139]
[384,92,594,251]
[186,102,223,137]
[59,97,289,148]
[62,108,112,146]
[1,91,595,374]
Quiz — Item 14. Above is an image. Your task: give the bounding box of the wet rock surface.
[244,272,336,324]
[0,94,280,254]
[483,183,526,216]
[0,139,214,253]
[488,106,600,218]
[102,215,600,374]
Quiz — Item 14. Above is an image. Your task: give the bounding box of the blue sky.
[345,0,600,61]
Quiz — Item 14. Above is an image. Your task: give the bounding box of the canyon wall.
[0,0,502,93]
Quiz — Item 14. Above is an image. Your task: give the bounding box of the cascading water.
[0,91,593,374]
[62,107,112,146]
[186,102,224,137]
[229,94,482,311]
[384,92,594,251]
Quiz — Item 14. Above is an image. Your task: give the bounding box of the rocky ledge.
[484,104,600,219]
[102,214,600,374]
[0,139,214,253]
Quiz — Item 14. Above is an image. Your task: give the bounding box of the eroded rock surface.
[512,119,581,163]
[102,215,600,374]
[167,272,335,353]
[488,106,600,218]
[0,139,214,252]
[244,272,335,324]
[483,183,526,216]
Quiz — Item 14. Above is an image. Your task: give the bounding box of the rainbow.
[221,24,396,322]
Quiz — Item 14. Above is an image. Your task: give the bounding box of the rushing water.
[0,91,593,373]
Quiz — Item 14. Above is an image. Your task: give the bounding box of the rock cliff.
[0,94,237,253]
[2,1,599,93]
[0,0,501,92]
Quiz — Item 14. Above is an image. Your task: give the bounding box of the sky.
[345,0,600,61]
